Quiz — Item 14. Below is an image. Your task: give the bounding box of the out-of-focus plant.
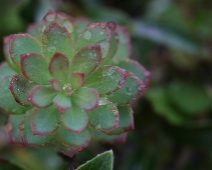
[0,10,149,156]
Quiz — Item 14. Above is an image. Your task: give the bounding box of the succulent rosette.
[0,11,150,155]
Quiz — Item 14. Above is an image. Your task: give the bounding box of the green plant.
[0,10,149,156]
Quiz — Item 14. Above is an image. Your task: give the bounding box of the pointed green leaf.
[0,62,16,80]
[85,66,127,94]
[87,100,119,131]
[57,125,90,150]
[75,22,110,59]
[20,111,54,147]
[27,85,56,108]
[70,72,85,89]
[49,52,70,83]
[31,106,59,135]
[9,74,36,106]
[76,150,114,170]
[53,93,72,112]
[20,52,52,85]
[0,77,27,114]
[42,21,73,60]
[70,45,102,77]
[61,104,88,133]
[72,87,99,111]
[108,72,145,104]
[9,34,43,68]
[104,105,134,135]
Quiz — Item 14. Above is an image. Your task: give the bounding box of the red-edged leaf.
[42,21,73,60]
[108,72,145,104]
[26,22,41,38]
[54,141,78,158]
[61,103,88,133]
[53,93,72,112]
[49,52,70,83]
[9,33,43,68]
[85,65,128,94]
[57,125,90,151]
[49,78,63,92]
[20,110,54,147]
[0,62,16,80]
[104,105,134,135]
[9,74,36,106]
[87,100,119,131]
[27,85,56,108]
[70,45,102,77]
[31,106,60,135]
[20,52,52,85]
[72,87,99,111]
[70,72,85,89]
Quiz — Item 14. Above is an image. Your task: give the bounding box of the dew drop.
[19,124,25,130]
[83,30,92,40]
[100,31,104,35]
[63,20,74,33]
[125,87,132,95]
[45,13,56,22]
[96,124,101,130]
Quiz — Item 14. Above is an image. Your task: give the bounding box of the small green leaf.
[53,93,72,112]
[76,150,114,170]
[27,22,40,38]
[0,62,16,80]
[87,100,119,131]
[9,74,36,106]
[31,106,59,135]
[70,45,102,77]
[70,72,85,89]
[85,66,127,94]
[20,52,52,85]
[73,87,99,111]
[49,52,70,83]
[9,34,43,68]
[49,78,63,92]
[42,21,73,60]
[61,104,88,133]
[0,77,27,114]
[27,85,56,108]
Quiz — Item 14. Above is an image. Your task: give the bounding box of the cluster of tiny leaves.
[0,11,150,156]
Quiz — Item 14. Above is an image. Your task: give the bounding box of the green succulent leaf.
[70,72,85,89]
[61,103,88,133]
[42,21,73,60]
[87,100,119,131]
[20,52,52,85]
[85,66,127,94]
[9,34,43,68]
[27,22,41,38]
[31,106,59,135]
[49,52,70,83]
[57,125,90,150]
[27,85,56,108]
[73,87,99,111]
[53,93,72,112]
[0,62,16,80]
[9,74,36,106]
[108,72,144,104]
[76,150,114,170]
[0,77,27,114]
[49,78,63,92]
[70,45,102,77]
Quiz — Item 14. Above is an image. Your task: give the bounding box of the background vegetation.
[0,0,212,169]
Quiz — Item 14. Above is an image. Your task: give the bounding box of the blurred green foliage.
[1,0,212,169]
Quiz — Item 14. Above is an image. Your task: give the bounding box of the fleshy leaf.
[57,125,90,150]
[108,72,145,104]
[20,111,54,147]
[49,52,70,83]
[70,72,85,89]
[75,22,110,59]
[87,100,119,131]
[49,78,63,92]
[70,45,102,77]
[26,22,41,38]
[0,62,16,80]
[104,105,134,135]
[54,141,78,158]
[31,106,59,135]
[72,87,99,111]
[9,74,36,106]
[27,85,56,108]
[85,66,127,94]
[61,104,88,133]
[42,21,73,60]
[9,34,43,67]
[20,52,52,85]
[113,59,150,85]
[53,93,72,112]
[0,77,27,114]
[76,150,114,170]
